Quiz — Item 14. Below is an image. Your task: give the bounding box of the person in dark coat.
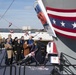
[20,36,25,45]
[36,37,46,65]
[30,41,39,65]
[12,37,18,62]
[20,36,25,58]
[12,37,23,63]
[12,37,18,53]
[14,39,23,64]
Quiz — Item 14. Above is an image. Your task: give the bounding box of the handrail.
[0,51,76,75]
[60,52,76,75]
[0,64,76,75]
[0,50,6,66]
[62,52,76,60]
[0,65,16,75]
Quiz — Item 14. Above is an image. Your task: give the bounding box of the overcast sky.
[0,0,43,29]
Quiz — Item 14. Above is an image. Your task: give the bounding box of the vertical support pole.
[59,53,64,74]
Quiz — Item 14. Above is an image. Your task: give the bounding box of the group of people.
[4,34,24,65]
[3,34,47,65]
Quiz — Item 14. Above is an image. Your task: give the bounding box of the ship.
[0,28,53,41]
[34,0,76,74]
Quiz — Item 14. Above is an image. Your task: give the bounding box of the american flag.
[10,30,14,33]
[47,41,58,55]
[46,7,76,39]
[46,41,59,64]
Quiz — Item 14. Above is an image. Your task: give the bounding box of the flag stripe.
[51,42,58,54]
[53,25,76,38]
[53,24,76,33]
[53,42,58,54]
[54,30,76,39]
[47,10,76,17]
[46,7,76,12]
[48,14,76,21]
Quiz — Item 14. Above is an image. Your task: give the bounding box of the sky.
[0,0,43,29]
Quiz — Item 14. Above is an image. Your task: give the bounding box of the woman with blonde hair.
[5,38,13,65]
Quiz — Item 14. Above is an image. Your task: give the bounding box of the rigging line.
[0,15,21,29]
[0,15,9,22]
[8,23,21,29]
[0,0,15,21]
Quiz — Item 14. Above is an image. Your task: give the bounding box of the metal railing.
[0,51,76,75]
[59,52,76,75]
[0,63,76,75]
[0,65,16,75]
